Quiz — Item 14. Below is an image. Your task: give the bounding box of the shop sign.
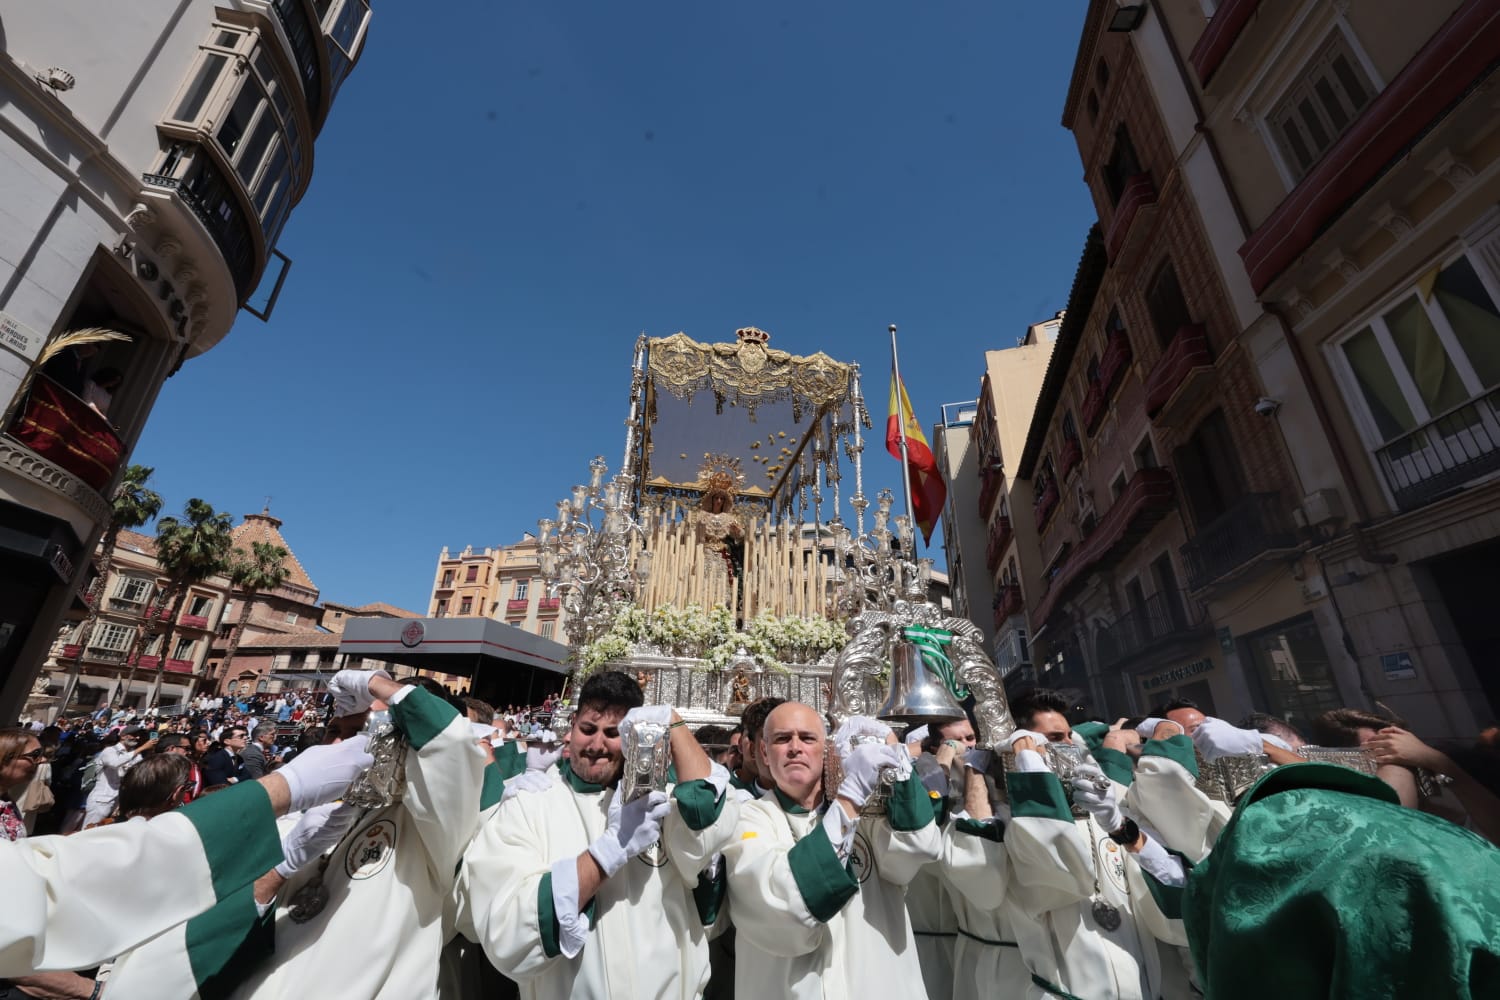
[1380,651,1417,681]
[1142,658,1214,691]
[0,311,44,362]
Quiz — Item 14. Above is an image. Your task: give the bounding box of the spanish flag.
[887,369,947,544]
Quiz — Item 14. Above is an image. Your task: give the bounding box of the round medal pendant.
[288,879,330,923]
[1091,896,1122,932]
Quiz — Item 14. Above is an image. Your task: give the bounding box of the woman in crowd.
[0,729,45,843]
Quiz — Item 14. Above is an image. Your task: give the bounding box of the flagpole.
[889,323,921,553]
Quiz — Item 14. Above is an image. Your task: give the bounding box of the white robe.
[459,764,736,1000]
[723,776,941,1000]
[1003,769,1176,999]
[938,816,1031,1000]
[0,779,283,977]
[83,743,139,824]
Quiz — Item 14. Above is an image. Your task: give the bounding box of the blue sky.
[133,1,1097,615]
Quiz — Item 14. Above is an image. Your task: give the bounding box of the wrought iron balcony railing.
[1376,388,1500,512]
[1181,492,1299,591]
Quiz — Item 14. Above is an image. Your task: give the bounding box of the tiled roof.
[241,630,344,650]
[231,510,318,593]
[351,602,422,618]
[115,529,158,556]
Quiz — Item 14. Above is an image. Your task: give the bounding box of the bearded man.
[459,670,738,999]
[724,702,941,998]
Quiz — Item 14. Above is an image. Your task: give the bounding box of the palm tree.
[57,465,163,716]
[216,540,291,689]
[119,499,233,710]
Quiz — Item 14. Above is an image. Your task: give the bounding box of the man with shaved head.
[724,702,941,997]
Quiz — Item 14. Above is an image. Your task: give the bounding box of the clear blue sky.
[133,1,1097,615]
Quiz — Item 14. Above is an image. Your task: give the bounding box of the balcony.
[1059,436,1083,480]
[1030,468,1178,631]
[1095,591,1209,671]
[538,597,561,612]
[1099,327,1134,392]
[506,599,530,612]
[87,646,128,663]
[993,584,1024,626]
[133,654,195,674]
[1239,0,1500,294]
[109,597,144,612]
[1145,324,1215,426]
[1376,388,1500,512]
[1034,482,1060,532]
[143,152,257,301]
[1188,0,1264,86]
[978,467,1002,519]
[1081,381,1106,434]
[1181,493,1300,593]
[985,516,1014,573]
[6,373,124,493]
[1104,173,1159,268]
[60,644,82,659]
[180,614,210,630]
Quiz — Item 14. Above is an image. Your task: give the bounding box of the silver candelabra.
[827,488,934,617]
[537,456,654,648]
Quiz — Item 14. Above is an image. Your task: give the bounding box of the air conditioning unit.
[1298,489,1346,528]
[993,627,1032,677]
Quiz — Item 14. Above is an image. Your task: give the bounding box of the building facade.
[44,529,231,713]
[430,539,569,642]
[0,1,372,722]
[1005,0,1500,737]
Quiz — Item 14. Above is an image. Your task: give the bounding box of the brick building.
[430,538,569,642]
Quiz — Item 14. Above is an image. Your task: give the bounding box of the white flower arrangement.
[575,603,848,677]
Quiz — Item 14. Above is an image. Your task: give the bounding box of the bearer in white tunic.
[0,743,372,979]
[724,702,941,1000]
[229,670,485,1000]
[459,670,737,1000]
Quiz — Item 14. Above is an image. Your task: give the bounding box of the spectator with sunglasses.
[0,730,47,844]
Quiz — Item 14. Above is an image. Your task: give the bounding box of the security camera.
[1254,397,1281,417]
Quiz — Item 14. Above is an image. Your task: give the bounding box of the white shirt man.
[83,729,156,825]
[459,671,734,999]
[724,702,942,1000]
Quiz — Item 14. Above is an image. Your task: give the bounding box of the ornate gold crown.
[735,326,770,345]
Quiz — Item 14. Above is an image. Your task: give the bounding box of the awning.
[337,617,572,706]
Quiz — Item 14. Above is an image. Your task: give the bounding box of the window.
[160,24,305,248]
[1174,410,1245,527]
[1062,412,1080,445]
[173,638,195,660]
[1110,471,1128,501]
[541,622,555,640]
[1145,261,1193,349]
[514,580,530,601]
[93,622,134,651]
[459,597,473,616]
[1134,436,1158,470]
[113,576,152,604]
[1102,125,1143,206]
[465,565,478,583]
[1340,252,1500,444]
[1269,33,1375,179]
[223,599,234,619]
[435,599,448,618]
[189,594,213,617]
[1242,615,1342,728]
[442,570,454,587]
[285,611,298,625]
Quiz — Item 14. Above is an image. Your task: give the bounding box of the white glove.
[527,744,563,772]
[963,748,994,773]
[838,743,911,808]
[1193,717,1266,762]
[619,705,675,745]
[1006,729,1050,751]
[588,790,671,877]
[501,769,555,803]
[1135,718,1169,740]
[1069,763,1123,831]
[470,722,498,740]
[277,734,372,814]
[275,801,362,877]
[904,725,929,747]
[327,669,391,718]
[832,716,894,756]
[1134,834,1188,888]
